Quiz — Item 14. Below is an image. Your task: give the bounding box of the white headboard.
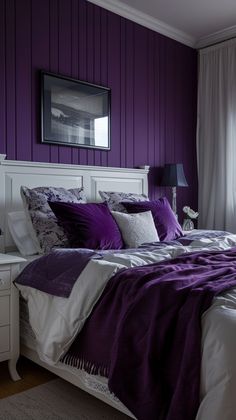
[0,160,149,251]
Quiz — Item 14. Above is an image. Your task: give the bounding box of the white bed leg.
[8,359,21,381]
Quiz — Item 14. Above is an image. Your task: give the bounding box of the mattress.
[19,297,127,412]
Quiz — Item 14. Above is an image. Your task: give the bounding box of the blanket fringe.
[60,353,109,378]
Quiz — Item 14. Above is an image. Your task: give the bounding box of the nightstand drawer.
[0,326,10,353]
[0,270,11,291]
[0,295,10,326]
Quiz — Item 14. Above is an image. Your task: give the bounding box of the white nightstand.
[0,253,25,381]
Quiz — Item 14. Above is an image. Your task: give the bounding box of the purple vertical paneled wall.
[0,0,198,213]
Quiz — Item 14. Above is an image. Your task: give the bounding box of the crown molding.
[87,0,195,48]
[87,0,236,50]
[196,24,236,49]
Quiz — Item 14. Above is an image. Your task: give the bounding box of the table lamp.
[161,163,188,216]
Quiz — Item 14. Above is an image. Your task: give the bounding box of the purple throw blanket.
[62,247,236,420]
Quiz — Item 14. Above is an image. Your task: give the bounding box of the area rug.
[0,378,130,419]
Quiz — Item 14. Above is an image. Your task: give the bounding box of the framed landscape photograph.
[41,71,111,150]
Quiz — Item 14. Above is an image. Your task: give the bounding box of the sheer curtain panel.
[197,39,236,232]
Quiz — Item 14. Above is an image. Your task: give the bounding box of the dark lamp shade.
[161,163,188,187]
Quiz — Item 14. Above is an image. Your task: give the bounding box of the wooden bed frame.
[0,159,148,418]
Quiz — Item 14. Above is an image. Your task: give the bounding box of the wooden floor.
[0,356,56,399]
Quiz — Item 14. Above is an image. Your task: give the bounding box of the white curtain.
[197,39,236,232]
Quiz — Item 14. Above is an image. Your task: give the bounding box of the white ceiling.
[88,0,236,48]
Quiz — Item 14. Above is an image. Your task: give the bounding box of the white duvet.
[17,232,236,420]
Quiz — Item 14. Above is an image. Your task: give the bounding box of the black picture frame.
[41,71,111,150]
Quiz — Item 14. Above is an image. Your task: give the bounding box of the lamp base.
[172,186,177,217]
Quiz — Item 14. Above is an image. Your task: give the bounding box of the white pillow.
[112,211,159,248]
[8,211,38,256]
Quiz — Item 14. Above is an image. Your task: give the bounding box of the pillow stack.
[48,194,182,250]
[17,186,183,253]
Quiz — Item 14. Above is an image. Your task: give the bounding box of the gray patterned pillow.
[21,186,87,254]
[99,191,149,212]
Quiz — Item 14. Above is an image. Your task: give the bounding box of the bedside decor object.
[182,206,199,231]
[161,163,188,217]
[41,71,110,150]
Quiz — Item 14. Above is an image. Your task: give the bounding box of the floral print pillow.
[21,186,87,254]
[99,191,149,212]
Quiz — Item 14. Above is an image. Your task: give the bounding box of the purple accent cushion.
[49,201,124,250]
[123,198,183,241]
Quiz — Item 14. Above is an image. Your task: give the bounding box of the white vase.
[182,218,194,231]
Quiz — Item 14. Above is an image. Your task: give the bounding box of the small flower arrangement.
[183,206,199,219]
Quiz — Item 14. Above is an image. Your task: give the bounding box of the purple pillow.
[49,201,124,250]
[123,198,183,241]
